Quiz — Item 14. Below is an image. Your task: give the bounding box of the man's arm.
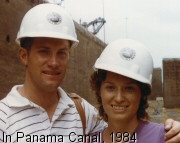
[0,101,7,143]
[165,119,180,143]
[82,99,107,134]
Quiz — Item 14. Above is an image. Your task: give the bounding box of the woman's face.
[100,71,141,122]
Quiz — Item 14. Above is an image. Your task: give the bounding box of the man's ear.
[19,48,28,66]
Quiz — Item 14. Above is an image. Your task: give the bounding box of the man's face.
[20,37,70,92]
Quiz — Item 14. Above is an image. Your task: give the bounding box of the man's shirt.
[0,85,106,143]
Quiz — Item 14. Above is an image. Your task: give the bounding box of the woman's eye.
[106,85,115,91]
[124,86,135,91]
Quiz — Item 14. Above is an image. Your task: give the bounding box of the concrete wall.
[163,58,180,108]
[0,0,106,105]
[0,0,37,98]
[62,23,105,104]
[150,68,163,100]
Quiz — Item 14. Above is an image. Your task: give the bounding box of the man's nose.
[48,53,59,67]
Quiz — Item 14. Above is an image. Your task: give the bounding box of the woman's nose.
[114,90,125,102]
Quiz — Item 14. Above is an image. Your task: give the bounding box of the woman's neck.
[103,117,139,143]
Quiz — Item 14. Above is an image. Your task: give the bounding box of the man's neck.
[18,84,60,121]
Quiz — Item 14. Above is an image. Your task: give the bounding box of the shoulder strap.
[68,93,86,135]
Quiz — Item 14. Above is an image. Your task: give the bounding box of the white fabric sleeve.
[0,101,8,143]
[81,98,107,134]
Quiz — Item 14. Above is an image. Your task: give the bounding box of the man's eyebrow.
[36,46,50,49]
[59,47,69,51]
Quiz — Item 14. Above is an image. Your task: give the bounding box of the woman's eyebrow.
[126,81,138,85]
[103,81,113,84]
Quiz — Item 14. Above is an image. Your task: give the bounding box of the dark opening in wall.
[31,0,35,3]
[6,35,10,43]
[30,0,41,5]
[6,0,10,3]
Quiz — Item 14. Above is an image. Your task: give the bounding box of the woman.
[89,39,165,143]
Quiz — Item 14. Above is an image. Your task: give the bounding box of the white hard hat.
[16,3,79,48]
[94,39,153,86]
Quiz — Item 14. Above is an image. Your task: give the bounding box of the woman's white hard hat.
[94,39,153,86]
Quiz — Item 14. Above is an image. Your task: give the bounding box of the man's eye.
[58,51,66,55]
[58,51,68,58]
[39,50,48,53]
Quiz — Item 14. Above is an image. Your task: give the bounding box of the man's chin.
[43,81,61,90]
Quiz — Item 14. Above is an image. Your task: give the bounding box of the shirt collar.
[6,85,75,108]
[6,85,33,107]
[57,87,75,108]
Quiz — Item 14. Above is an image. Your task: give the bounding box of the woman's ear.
[19,48,28,66]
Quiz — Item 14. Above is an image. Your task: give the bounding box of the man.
[0,3,179,143]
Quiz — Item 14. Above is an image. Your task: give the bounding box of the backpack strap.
[68,93,86,135]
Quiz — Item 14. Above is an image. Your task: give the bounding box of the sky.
[59,0,180,68]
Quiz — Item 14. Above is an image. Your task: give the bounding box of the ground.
[148,97,180,123]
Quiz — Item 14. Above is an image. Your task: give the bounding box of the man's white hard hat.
[94,39,153,86]
[16,3,79,48]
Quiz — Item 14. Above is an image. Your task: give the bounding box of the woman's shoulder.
[138,120,164,129]
[137,120,165,134]
[136,120,165,143]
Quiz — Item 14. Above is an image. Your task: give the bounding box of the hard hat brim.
[94,63,152,86]
[16,31,79,48]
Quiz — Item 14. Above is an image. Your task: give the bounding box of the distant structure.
[163,58,180,108]
[150,68,163,100]
[81,17,106,34]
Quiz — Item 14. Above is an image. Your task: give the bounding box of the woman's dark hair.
[90,69,151,122]
[20,37,34,50]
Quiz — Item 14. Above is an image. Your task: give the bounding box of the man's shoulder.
[0,96,9,108]
[0,96,10,116]
[0,85,21,107]
[0,97,9,131]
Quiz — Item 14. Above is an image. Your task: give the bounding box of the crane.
[81,17,106,35]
